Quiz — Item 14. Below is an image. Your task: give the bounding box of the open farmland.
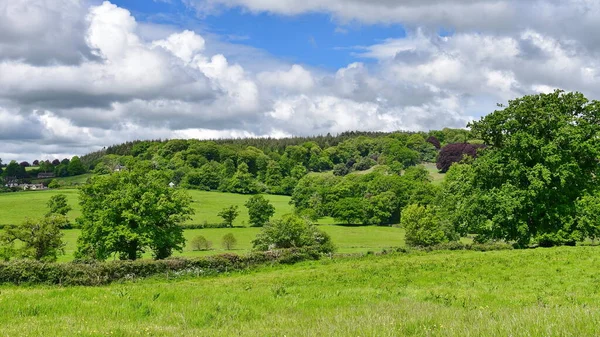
[1,246,599,336]
[0,190,331,227]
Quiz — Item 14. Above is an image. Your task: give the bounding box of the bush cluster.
[0,247,322,286]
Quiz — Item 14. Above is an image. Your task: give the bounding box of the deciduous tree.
[76,170,194,260]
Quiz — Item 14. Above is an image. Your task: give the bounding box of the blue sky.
[111,0,406,69]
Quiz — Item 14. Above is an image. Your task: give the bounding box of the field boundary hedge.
[0,247,322,286]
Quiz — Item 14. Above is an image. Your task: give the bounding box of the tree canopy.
[442,90,600,246]
[76,169,194,260]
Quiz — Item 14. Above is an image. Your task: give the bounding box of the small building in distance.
[38,172,56,179]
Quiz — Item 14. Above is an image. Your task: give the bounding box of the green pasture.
[56,225,405,262]
[1,246,599,336]
[0,190,330,227]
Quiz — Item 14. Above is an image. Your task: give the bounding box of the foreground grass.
[56,225,405,262]
[1,246,599,336]
[0,190,330,226]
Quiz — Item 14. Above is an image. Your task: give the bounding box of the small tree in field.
[245,195,275,227]
[222,233,237,250]
[191,235,213,251]
[218,205,239,228]
[47,194,72,216]
[0,215,66,261]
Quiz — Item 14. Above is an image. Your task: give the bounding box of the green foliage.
[245,195,275,227]
[217,205,239,228]
[0,215,66,262]
[228,162,258,194]
[401,204,455,247]
[67,156,86,176]
[444,91,600,247]
[221,233,237,250]
[252,214,335,253]
[332,198,365,224]
[48,179,60,189]
[190,235,213,251]
[76,170,194,261]
[575,194,600,242]
[2,160,26,178]
[46,194,71,216]
[0,247,322,286]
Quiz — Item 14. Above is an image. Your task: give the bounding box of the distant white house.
[169,182,176,188]
[13,183,47,191]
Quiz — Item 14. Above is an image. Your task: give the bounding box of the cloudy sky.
[1,0,599,161]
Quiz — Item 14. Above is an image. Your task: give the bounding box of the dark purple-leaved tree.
[436,143,479,173]
[426,136,441,150]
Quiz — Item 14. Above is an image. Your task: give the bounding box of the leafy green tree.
[184,162,222,190]
[245,195,275,227]
[455,91,600,246]
[39,160,53,173]
[190,235,213,251]
[67,156,86,176]
[576,194,600,243]
[363,191,398,225]
[332,198,365,224]
[252,214,335,253]
[228,162,257,194]
[47,194,72,216]
[76,170,194,260]
[0,215,66,261]
[401,204,455,247]
[221,233,237,250]
[3,160,26,178]
[265,161,283,187]
[218,205,239,228]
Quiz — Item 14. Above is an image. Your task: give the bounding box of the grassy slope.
[1,246,599,336]
[0,190,333,226]
[58,225,405,262]
[422,162,445,185]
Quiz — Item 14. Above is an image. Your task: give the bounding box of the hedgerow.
[0,247,322,286]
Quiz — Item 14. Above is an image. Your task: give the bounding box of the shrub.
[222,233,237,250]
[190,236,213,251]
[401,204,456,247]
[436,143,479,173]
[252,214,335,254]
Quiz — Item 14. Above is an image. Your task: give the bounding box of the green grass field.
[56,225,405,262]
[423,162,445,185]
[1,246,599,336]
[0,190,331,226]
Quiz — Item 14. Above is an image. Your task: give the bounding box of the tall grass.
[0,247,598,336]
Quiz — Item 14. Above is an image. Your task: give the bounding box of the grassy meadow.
[1,246,599,336]
[56,225,405,262]
[0,189,328,226]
